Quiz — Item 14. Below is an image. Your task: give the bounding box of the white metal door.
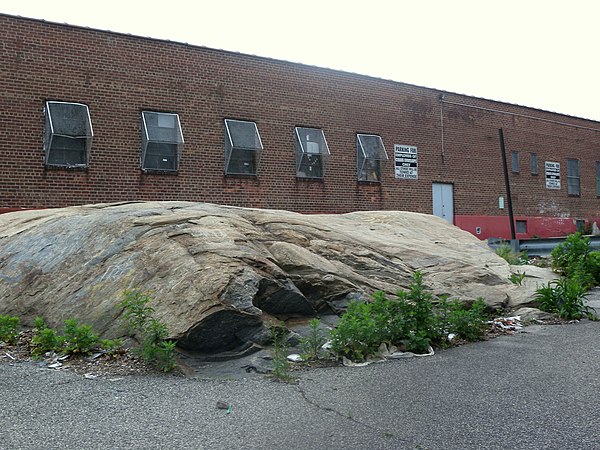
[432,183,454,224]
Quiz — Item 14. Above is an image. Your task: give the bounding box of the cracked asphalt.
[2,291,600,450]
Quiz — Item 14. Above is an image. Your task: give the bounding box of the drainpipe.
[439,93,446,166]
[498,128,517,242]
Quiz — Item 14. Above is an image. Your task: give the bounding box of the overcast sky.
[3,1,599,121]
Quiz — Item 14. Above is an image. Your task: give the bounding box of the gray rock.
[0,201,540,353]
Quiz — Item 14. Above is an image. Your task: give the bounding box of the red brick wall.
[1,14,599,231]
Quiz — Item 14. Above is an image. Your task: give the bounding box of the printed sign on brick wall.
[545,161,561,189]
[394,144,418,179]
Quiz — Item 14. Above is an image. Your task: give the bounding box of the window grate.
[141,112,184,172]
[44,101,93,168]
[567,158,580,196]
[224,119,263,175]
[295,127,330,179]
[511,151,520,173]
[357,134,388,182]
[530,152,538,175]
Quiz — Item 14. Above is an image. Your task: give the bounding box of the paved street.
[2,294,599,450]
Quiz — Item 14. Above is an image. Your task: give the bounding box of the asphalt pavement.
[2,292,599,450]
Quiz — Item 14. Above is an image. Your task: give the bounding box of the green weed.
[447,298,488,341]
[100,338,125,356]
[31,326,64,357]
[329,299,385,361]
[299,318,327,361]
[63,318,99,355]
[31,318,100,356]
[119,290,156,333]
[270,324,293,382]
[496,243,527,265]
[329,271,484,362]
[118,290,177,372]
[509,271,526,285]
[0,314,20,344]
[33,316,46,330]
[535,278,597,320]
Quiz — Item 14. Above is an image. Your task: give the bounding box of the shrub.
[447,298,488,341]
[551,233,599,288]
[118,290,177,372]
[0,315,20,344]
[585,251,600,286]
[329,271,477,361]
[535,278,597,320]
[394,271,445,353]
[329,298,387,361]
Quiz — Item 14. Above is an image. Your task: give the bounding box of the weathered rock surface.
[0,201,541,353]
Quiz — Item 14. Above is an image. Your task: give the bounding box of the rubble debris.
[488,316,523,333]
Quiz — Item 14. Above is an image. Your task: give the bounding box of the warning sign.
[545,161,560,189]
[394,144,418,179]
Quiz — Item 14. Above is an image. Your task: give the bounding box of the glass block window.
[44,101,93,167]
[567,158,580,196]
[596,161,600,196]
[357,133,388,182]
[224,119,263,175]
[141,112,184,172]
[511,151,520,173]
[530,152,538,175]
[295,127,330,179]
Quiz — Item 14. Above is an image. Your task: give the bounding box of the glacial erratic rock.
[0,201,541,353]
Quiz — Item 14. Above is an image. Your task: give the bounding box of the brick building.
[1,13,599,239]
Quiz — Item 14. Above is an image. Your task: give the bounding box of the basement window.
[141,111,184,172]
[567,158,580,196]
[44,101,93,168]
[224,119,263,176]
[295,127,330,179]
[357,133,388,182]
[516,220,527,233]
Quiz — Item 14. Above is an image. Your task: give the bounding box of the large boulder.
[0,202,536,353]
